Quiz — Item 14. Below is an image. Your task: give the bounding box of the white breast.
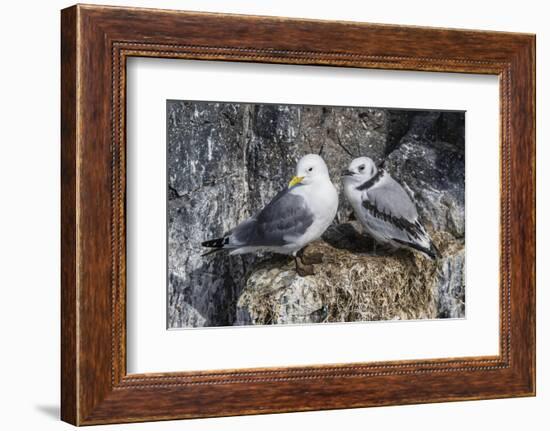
[290,179,338,248]
[344,181,381,240]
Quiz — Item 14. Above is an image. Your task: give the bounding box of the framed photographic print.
[61,4,536,425]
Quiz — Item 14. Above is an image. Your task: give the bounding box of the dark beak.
[341,169,354,177]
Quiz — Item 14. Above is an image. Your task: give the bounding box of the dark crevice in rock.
[168,185,180,201]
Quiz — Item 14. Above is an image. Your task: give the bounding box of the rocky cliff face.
[167,101,465,328]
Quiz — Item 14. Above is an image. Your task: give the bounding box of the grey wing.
[230,188,314,247]
[366,177,418,221]
[362,178,428,244]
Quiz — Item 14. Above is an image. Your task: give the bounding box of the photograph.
[1,0,541,428]
[167,100,466,328]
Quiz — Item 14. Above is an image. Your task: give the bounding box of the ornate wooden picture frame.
[61,4,535,425]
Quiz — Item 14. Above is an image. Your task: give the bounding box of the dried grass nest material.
[236,230,464,325]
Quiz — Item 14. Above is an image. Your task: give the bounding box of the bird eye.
[359,165,365,171]
[308,167,313,172]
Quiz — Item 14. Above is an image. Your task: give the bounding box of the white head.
[288,154,330,188]
[342,157,378,186]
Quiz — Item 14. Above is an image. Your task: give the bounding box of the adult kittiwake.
[343,157,439,259]
[202,154,339,276]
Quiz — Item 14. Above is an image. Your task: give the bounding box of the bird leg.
[294,250,315,277]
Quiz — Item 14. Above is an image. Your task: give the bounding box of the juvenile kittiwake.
[343,157,439,259]
[202,154,339,276]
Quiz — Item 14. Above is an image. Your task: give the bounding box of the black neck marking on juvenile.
[356,169,384,191]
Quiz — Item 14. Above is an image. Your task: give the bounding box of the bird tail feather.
[394,238,440,260]
[200,236,231,257]
[200,247,224,257]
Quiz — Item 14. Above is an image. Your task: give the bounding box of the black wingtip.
[394,238,440,260]
[419,242,440,260]
[201,237,226,248]
[200,248,224,257]
[429,242,441,260]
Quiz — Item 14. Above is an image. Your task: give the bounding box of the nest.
[236,230,464,325]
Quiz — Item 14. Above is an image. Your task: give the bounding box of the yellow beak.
[288,176,304,188]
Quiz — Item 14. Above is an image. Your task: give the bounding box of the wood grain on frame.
[61,4,535,425]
